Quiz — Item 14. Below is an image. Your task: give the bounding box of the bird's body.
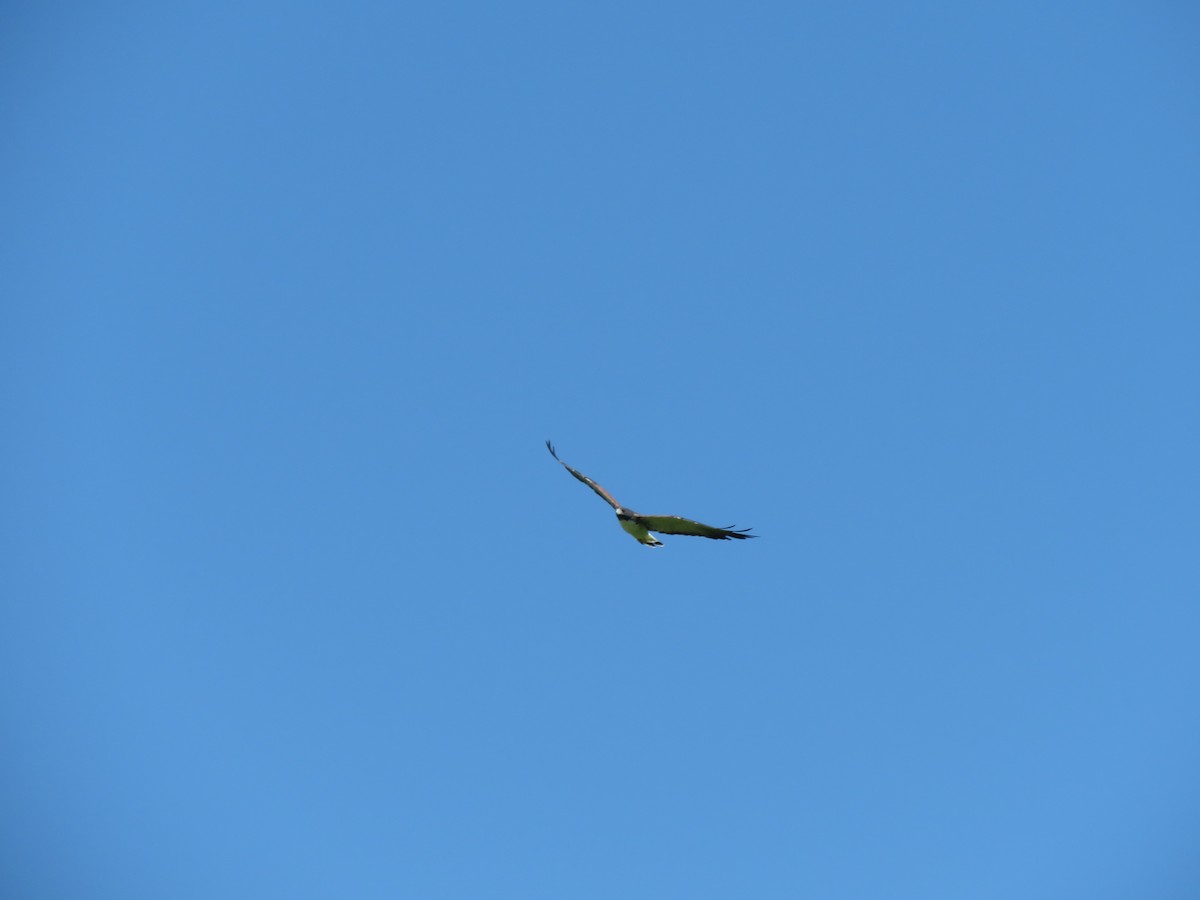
[617,513,664,547]
[546,441,756,547]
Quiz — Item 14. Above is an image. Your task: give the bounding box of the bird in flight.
[546,441,756,547]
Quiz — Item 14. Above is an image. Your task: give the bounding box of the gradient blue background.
[3,3,1199,897]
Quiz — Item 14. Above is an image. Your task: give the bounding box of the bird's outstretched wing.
[546,441,622,510]
[638,516,756,540]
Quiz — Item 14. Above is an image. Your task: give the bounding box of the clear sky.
[3,3,1199,898]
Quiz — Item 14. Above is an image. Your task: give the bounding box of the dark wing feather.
[638,515,756,540]
[545,441,622,510]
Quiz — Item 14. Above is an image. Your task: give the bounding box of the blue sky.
[3,2,1199,897]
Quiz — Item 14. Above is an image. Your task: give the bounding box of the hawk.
[546,441,756,547]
